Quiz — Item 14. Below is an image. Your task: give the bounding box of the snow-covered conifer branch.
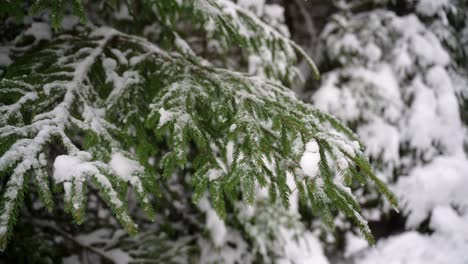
[193,0,320,82]
[0,0,398,252]
[0,27,154,249]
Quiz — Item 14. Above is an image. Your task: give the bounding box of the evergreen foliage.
[311,0,468,261]
[0,0,397,260]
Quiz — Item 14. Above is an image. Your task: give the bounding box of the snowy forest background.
[0,0,467,263]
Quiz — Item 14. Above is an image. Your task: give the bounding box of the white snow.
[405,73,463,156]
[195,0,298,82]
[24,22,52,41]
[416,0,451,16]
[61,15,80,30]
[53,154,98,183]
[345,232,368,258]
[396,155,468,228]
[74,229,133,264]
[198,229,250,264]
[264,4,284,23]
[276,228,330,264]
[356,230,468,264]
[315,7,468,264]
[300,141,320,178]
[157,108,173,128]
[51,154,131,212]
[313,75,360,122]
[114,4,133,21]
[410,33,450,67]
[62,255,80,264]
[358,119,400,167]
[0,48,12,67]
[340,33,360,53]
[174,34,196,56]
[105,249,133,264]
[198,196,227,247]
[237,0,265,16]
[430,206,468,239]
[109,152,144,181]
[207,168,223,181]
[1,0,466,262]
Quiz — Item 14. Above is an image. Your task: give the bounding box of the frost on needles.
[0,0,397,250]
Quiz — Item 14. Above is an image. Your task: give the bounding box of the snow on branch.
[194,0,320,82]
[0,1,397,250]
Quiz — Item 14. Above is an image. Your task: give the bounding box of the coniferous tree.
[311,0,468,262]
[0,0,398,262]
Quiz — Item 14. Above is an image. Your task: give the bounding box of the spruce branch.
[0,0,398,250]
